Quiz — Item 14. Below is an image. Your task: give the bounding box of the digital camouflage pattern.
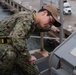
[0,9,39,75]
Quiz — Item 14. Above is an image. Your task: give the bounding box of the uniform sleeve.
[9,18,31,59]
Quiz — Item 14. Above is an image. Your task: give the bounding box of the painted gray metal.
[51,31,76,75]
[34,31,76,75]
[55,31,76,67]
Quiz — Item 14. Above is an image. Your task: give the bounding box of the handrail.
[30,35,60,40]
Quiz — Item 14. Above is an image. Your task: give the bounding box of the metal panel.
[51,67,70,75]
[40,69,50,75]
[49,54,59,68]
[51,67,60,75]
[54,31,76,67]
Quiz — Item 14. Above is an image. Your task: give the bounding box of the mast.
[59,0,64,43]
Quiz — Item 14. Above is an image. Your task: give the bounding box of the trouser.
[0,44,39,75]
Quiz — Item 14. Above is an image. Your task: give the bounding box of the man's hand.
[28,55,37,62]
[50,25,60,32]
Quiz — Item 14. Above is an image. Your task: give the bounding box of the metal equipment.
[35,31,76,75]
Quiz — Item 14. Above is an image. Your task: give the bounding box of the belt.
[0,38,12,44]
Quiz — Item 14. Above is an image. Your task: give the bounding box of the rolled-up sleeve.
[9,18,32,59]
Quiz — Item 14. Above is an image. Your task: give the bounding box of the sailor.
[0,4,61,75]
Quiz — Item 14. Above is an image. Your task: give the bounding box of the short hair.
[38,7,52,16]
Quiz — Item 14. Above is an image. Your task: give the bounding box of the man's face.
[39,10,54,28]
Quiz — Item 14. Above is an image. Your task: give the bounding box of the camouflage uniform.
[0,10,39,75]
